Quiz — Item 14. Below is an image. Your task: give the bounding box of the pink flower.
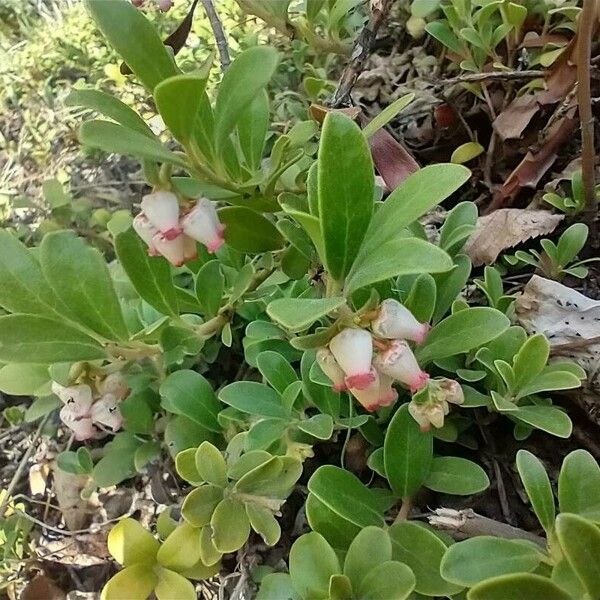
[182,199,225,254]
[60,407,95,440]
[371,299,430,344]
[328,328,375,390]
[350,369,398,412]
[316,347,347,392]
[98,373,130,401]
[374,340,429,393]
[141,191,181,240]
[52,383,93,418]
[91,394,123,432]
[152,231,186,267]
[133,213,159,255]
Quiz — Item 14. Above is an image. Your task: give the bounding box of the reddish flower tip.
[206,236,225,253]
[409,372,430,394]
[163,227,183,241]
[333,383,347,393]
[414,323,432,345]
[345,371,376,390]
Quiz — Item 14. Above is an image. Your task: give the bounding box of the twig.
[433,69,544,89]
[427,508,546,548]
[201,0,231,72]
[577,0,598,247]
[330,0,395,108]
[0,415,50,519]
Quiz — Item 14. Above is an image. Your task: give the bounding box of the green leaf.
[181,485,223,527]
[238,90,270,170]
[65,88,153,137]
[107,517,159,567]
[424,456,489,495]
[404,273,437,322]
[305,494,361,552]
[0,314,105,363]
[40,231,128,340]
[246,503,281,546]
[160,370,221,432]
[516,450,555,534]
[468,573,572,600]
[307,465,385,528]
[195,261,224,317]
[219,382,289,418]
[25,396,61,422]
[512,334,549,389]
[256,574,300,600]
[102,564,157,600]
[115,228,179,316]
[417,307,510,364]
[297,414,334,440]
[432,254,472,322]
[214,47,279,154]
[362,93,415,138]
[451,142,484,164]
[218,206,284,253]
[518,370,582,398]
[389,521,463,597]
[556,513,600,599]
[426,21,465,54]
[79,120,186,167]
[0,364,50,396]
[329,574,353,600]
[289,532,341,599]
[343,526,392,592]
[347,237,453,293]
[84,0,178,91]
[557,223,588,265]
[155,568,196,600]
[513,405,572,438]
[175,448,202,485]
[266,297,346,332]
[93,432,141,487]
[195,441,227,487]
[155,74,209,146]
[157,523,202,570]
[412,0,441,18]
[384,404,433,499]
[211,498,251,553]
[441,537,542,586]
[164,415,218,457]
[358,561,416,600]
[256,351,297,395]
[559,450,600,522]
[318,112,374,281]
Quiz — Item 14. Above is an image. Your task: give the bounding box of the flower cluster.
[133,191,225,267]
[408,377,464,432]
[317,299,431,412]
[52,373,129,441]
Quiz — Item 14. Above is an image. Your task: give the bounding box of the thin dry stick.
[577,0,598,246]
[434,69,544,88]
[201,0,231,72]
[330,0,395,108]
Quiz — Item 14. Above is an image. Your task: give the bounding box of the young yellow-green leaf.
[559,450,600,522]
[155,568,196,600]
[195,442,227,487]
[516,450,555,533]
[362,93,415,138]
[468,573,572,600]
[329,574,353,600]
[266,297,346,332]
[84,0,178,91]
[181,485,223,527]
[115,228,179,317]
[218,206,284,253]
[155,74,209,146]
[0,364,50,396]
[0,314,105,363]
[40,231,128,341]
[178,555,221,581]
[417,307,510,364]
[343,526,392,592]
[107,518,160,567]
[556,513,600,598]
[211,498,251,553]
[160,370,221,432]
[214,47,279,154]
[199,525,222,566]
[289,532,341,599]
[451,141,484,164]
[256,573,300,600]
[357,561,416,600]
[318,112,374,281]
[246,502,281,546]
[156,523,202,571]
[101,563,157,600]
[65,88,153,137]
[441,537,542,586]
[424,456,489,495]
[80,120,187,167]
[384,404,433,499]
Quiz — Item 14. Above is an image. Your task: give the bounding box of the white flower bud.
[152,232,186,267]
[52,383,93,418]
[371,299,430,344]
[60,406,95,440]
[351,369,399,412]
[91,394,123,432]
[407,15,427,39]
[329,328,375,390]
[182,199,226,254]
[98,373,129,401]
[378,372,399,408]
[374,340,429,393]
[316,347,347,392]
[141,191,181,240]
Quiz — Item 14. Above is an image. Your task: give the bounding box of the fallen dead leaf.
[21,575,66,600]
[464,209,563,266]
[493,95,540,141]
[52,464,93,532]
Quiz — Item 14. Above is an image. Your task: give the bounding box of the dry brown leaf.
[464,209,563,266]
[52,464,93,532]
[493,95,539,141]
[21,575,66,600]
